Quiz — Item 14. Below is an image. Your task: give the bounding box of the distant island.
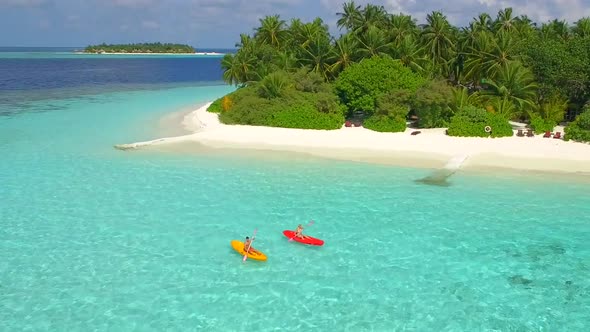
[83,43,196,54]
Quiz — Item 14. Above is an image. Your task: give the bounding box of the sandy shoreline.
[115,102,590,174]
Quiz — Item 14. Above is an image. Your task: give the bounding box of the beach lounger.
[526,129,534,137]
[411,131,421,135]
[517,129,524,137]
[543,131,552,138]
[345,120,352,127]
[553,132,562,139]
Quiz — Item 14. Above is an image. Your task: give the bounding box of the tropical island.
[83,42,196,54]
[118,2,590,174]
[206,2,590,143]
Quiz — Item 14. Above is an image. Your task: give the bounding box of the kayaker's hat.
[246,237,250,239]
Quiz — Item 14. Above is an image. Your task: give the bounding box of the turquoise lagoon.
[1,84,590,331]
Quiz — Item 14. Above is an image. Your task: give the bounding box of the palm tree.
[255,15,288,49]
[273,51,297,72]
[420,11,456,76]
[481,61,538,111]
[514,15,536,38]
[544,19,572,41]
[257,71,291,99]
[388,14,418,46]
[473,13,492,32]
[489,96,518,119]
[354,4,388,34]
[221,54,239,85]
[336,1,361,31]
[394,35,427,73]
[481,31,519,79]
[528,94,568,124]
[298,35,333,80]
[221,51,257,86]
[573,17,590,37]
[289,18,330,63]
[329,33,358,77]
[235,34,254,50]
[451,86,481,112]
[356,25,392,58]
[494,8,516,34]
[463,31,494,84]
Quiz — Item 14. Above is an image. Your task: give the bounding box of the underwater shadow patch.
[415,168,456,187]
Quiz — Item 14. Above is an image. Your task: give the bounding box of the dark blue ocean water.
[0,48,231,115]
[0,57,224,91]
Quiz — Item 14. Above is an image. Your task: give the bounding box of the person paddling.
[244,236,261,255]
[294,224,308,239]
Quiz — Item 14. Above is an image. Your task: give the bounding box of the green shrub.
[292,68,330,93]
[576,108,590,130]
[529,115,555,134]
[363,100,409,132]
[257,71,291,99]
[268,104,344,129]
[412,80,454,128]
[565,110,590,142]
[334,56,425,114]
[447,105,513,138]
[207,97,223,113]
[217,81,346,130]
[416,105,451,128]
[219,95,276,125]
[363,115,406,132]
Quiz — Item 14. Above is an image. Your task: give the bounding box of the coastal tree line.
[84,43,195,54]
[213,2,590,141]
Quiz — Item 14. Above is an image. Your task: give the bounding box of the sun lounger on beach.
[526,129,534,137]
[345,121,352,127]
[553,132,562,139]
[543,131,552,138]
[411,131,421,135]
[517,129,524,137]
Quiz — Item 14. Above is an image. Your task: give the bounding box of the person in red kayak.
[294,224,308,239]
[244,236,261,255]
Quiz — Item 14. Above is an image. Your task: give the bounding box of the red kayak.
[283,230,324,246]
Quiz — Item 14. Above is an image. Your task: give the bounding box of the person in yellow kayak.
[294,224,308,239]
[244,236,262,255]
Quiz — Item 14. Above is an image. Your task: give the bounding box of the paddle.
[289,220,314,242]
[243,229,257,262]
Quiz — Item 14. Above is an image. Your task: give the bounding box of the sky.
[1,0,589,48]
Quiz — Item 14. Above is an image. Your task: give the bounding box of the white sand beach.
[116,102,590,174]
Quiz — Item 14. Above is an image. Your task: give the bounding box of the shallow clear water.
[1,59,590,331]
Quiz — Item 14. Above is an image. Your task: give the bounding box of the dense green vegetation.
[565,104,590,142]
[211,69,345,129]
[84,43,194,53]
[447,106,513,137]
[213,2,590,139]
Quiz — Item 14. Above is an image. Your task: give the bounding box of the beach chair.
[526,129,534,137]
[411,131,421,135]
[543,131,552,138]
[516,129,524,137]
[553,132,562,139]
[345,120,352,127]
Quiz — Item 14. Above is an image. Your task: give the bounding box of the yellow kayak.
[231,240,267,261]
